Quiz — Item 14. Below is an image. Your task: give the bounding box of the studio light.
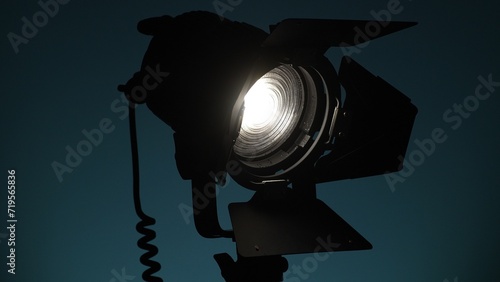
[118,11,418,282]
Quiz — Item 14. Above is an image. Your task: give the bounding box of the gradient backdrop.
[1,0,499,281]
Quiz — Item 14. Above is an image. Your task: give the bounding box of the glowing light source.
[240,82,278,128]
[234,65,305,164]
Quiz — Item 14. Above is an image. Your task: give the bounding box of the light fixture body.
[119,11,418,258]
[226,19,418,189]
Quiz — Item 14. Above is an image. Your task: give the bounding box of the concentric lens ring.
[234,65,304,164]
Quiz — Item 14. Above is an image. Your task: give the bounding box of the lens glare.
[234,65,304,165]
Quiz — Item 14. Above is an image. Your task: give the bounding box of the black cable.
[128,102,163,282]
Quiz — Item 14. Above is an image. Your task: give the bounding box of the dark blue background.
[1,0,499,281]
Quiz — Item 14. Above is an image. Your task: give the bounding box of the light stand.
[214,253,288,282]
